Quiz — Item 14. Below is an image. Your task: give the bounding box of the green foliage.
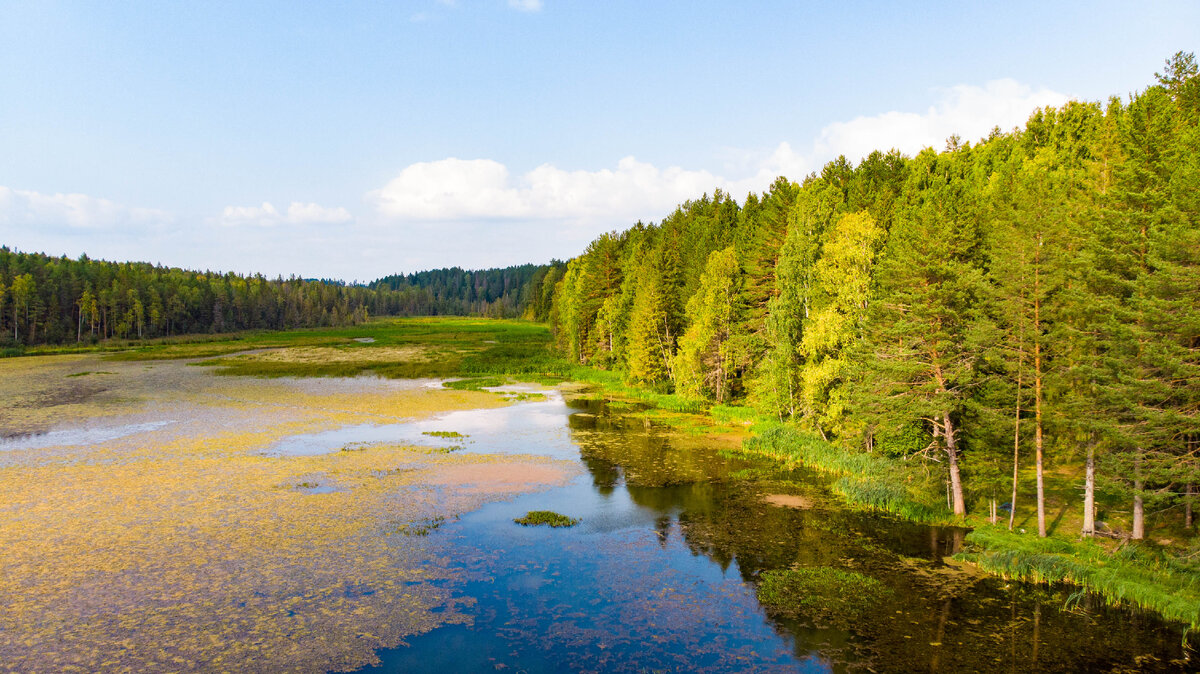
[674,247,747,402]
[513,511,579,528]
[797,210,885,436]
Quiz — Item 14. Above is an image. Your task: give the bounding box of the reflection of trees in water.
[566,403,1190,672]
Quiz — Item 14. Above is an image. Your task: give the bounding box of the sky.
[1,1,1198,281]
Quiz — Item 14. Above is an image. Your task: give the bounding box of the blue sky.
[2,1,1198,280]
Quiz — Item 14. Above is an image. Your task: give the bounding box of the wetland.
[0,319,1193,672]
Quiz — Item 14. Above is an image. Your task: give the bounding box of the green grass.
[442,376,505,390]
[739,424,953,524]
[513,510,579,527]
[957,527,1200,633]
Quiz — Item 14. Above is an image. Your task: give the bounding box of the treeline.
[0,249,379,345]
[0,248,561,348]
[368,263,564,319]
[548,54,1200,538]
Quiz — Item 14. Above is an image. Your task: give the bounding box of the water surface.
[341,388,1191,672]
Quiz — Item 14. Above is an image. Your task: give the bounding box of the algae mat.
[0,355,578,673]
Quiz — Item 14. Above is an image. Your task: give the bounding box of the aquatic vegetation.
[391,515,448,536]
[756,567,893,628]
[443,376,505,390]
[422,430,467,439]
[514,511,580,527]
[503,392,547,402]
[957,527,1200,633]
[0,355,577,672]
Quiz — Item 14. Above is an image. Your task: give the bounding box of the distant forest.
[369,264,564,319]
[544,53,1199,537]
[0,249,560,346]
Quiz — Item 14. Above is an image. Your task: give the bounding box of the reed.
[959,527,1200,632]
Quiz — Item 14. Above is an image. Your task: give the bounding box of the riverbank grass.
[957,527,1200,632]
[739,424,953,524]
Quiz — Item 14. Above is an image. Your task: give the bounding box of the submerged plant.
[756,566,893,628]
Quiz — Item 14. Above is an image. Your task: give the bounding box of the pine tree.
[853,148,991,518]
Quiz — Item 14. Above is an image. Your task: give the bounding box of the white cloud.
[217,201,352,228]
[508,0,542,12]
[813,79,1070,163]
[368,156,724,224]
[0,186,171,233]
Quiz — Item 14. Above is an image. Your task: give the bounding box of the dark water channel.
[335,387,1189,673]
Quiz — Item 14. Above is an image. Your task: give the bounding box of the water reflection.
[351,390,1189,673]
[0,420,176,451]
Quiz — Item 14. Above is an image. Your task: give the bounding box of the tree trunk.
[1034,296,1046,538]
[1010,367,1023,531]
[943,412,966,517]
[1132,451,1145,540]
[1082,440,1096,537]
[1186,483,1194,530]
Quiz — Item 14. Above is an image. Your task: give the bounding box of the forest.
[545,54,1200,540]
[369,263,563,319]
[0,249,557,349]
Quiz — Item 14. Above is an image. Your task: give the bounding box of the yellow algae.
[0,354,577,673]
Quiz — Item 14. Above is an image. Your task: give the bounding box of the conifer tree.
[853,148,991,518]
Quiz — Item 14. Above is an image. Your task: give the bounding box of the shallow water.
[0,420,177,451]
[343,387,1191,673]
[267,384,575,459]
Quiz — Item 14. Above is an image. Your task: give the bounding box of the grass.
[956,527,1200,633]
[513,510,579,528]
[442,376,505,390]
[740,424,953,524]
[421,431,467,439]
[756,567,893,627]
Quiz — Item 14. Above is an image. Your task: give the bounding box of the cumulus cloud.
[814,79,1070,162]
[217,201,352,228]
[508,0,542,11]
[368,156,722,224]
[0,185,171,233]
